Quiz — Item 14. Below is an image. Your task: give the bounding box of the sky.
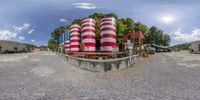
[0,0,200,46]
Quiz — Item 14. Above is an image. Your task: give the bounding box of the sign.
[112,46,119,52]
[127,43,133,50]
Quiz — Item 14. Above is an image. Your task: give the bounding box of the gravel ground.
[0,51,200,100]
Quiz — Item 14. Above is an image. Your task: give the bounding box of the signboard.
[59,33,65,45]
[127,43,133,50]
[65,30,70,41]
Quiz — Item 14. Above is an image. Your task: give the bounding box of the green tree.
[116,19,126,34]
[149,26,158,44]
[71,19,82,25]
[48,39,56,49]
[135,22,149,43]
[162,34,170,46]
[126,18,135,33]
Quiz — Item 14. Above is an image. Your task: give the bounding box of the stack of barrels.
[70,24,81,52]
[64,31,70,52]
[81,18,96,52]
[100,17,117,52]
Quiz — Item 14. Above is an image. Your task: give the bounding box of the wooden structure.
[122,31,144,54]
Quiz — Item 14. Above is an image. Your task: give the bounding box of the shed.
[190,40,200,53]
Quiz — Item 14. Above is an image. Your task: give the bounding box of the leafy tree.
[135,22,149,43]
[149,26,158,44]
[170,43,190,50]
[124,18,134,33]
[48,39,56,49]
[71,19,82,25]
[162,34,170,46]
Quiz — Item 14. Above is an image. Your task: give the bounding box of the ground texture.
[0,51,200,100]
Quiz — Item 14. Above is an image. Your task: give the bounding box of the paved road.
[0,51,200,100]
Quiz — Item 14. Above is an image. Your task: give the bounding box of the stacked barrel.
[100,17,117,52]
[81,18,96,52]
[64,31,70,52]
[70,24,81,52]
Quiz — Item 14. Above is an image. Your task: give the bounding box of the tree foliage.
[170,43,190,50]
[48,39,56,49]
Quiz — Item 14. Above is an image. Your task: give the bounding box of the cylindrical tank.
[100,17,116,52]
[81,18,96,52]
[64,31,70,52]
[70,24,81,52]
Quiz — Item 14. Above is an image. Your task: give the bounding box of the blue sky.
[0,0,200,46]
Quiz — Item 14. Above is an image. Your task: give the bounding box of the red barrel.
[70,24,81,52]
[100,17,116,52]
[64,40,70,52]
[81,18,96,52]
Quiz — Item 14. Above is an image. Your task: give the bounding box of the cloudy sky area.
[0,0,200,46]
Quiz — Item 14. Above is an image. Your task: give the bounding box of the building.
[0,40,28,53]
[190,40,200,53]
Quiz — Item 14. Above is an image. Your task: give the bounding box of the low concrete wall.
[58,53,141,72]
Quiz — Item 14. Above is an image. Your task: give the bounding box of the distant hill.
[25,43,38,48]
[38,45,47,48]
[0,40,38,49]
[0,40,38,53]
[170,43,190,50]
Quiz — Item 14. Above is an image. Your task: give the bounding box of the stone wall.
[58,53,141,72]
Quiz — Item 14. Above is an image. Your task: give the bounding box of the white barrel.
[64,31,70,52]
[81,18,96,52]
[100,17,117,52]
[70,24,81,52]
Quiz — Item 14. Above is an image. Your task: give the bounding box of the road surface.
[0,51,200,100]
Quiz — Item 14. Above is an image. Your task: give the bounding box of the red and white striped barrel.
[100,17,116,52]
[81,18,96,52]
[64,40,70,52]
[70,24,81,52]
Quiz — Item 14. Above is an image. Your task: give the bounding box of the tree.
[162,34,170,46]
[124,18,134,33]
[149,26,158,44]
[135,22,149,43]
[48,39,56,50]
[154,29,164,45]
[117,20,125,32]
[71,19,82,25]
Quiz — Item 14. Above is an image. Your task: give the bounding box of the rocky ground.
[0,51,200,100]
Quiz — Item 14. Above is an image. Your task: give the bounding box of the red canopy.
[130,32,144,39]
[122,32,144,41]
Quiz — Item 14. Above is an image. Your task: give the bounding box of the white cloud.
[0,30,26,42]
[18,36,24,40]
[60,18,68,22]
[0,30,17,40]
[28,29,34,34]
[31,39,35,42]
[73,3,96,10]
[12,23,30,32]
[173,28,200,42]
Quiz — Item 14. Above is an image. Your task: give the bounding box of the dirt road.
[0,51,200,100]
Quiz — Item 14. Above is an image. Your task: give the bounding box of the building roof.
[122,31,144,40]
